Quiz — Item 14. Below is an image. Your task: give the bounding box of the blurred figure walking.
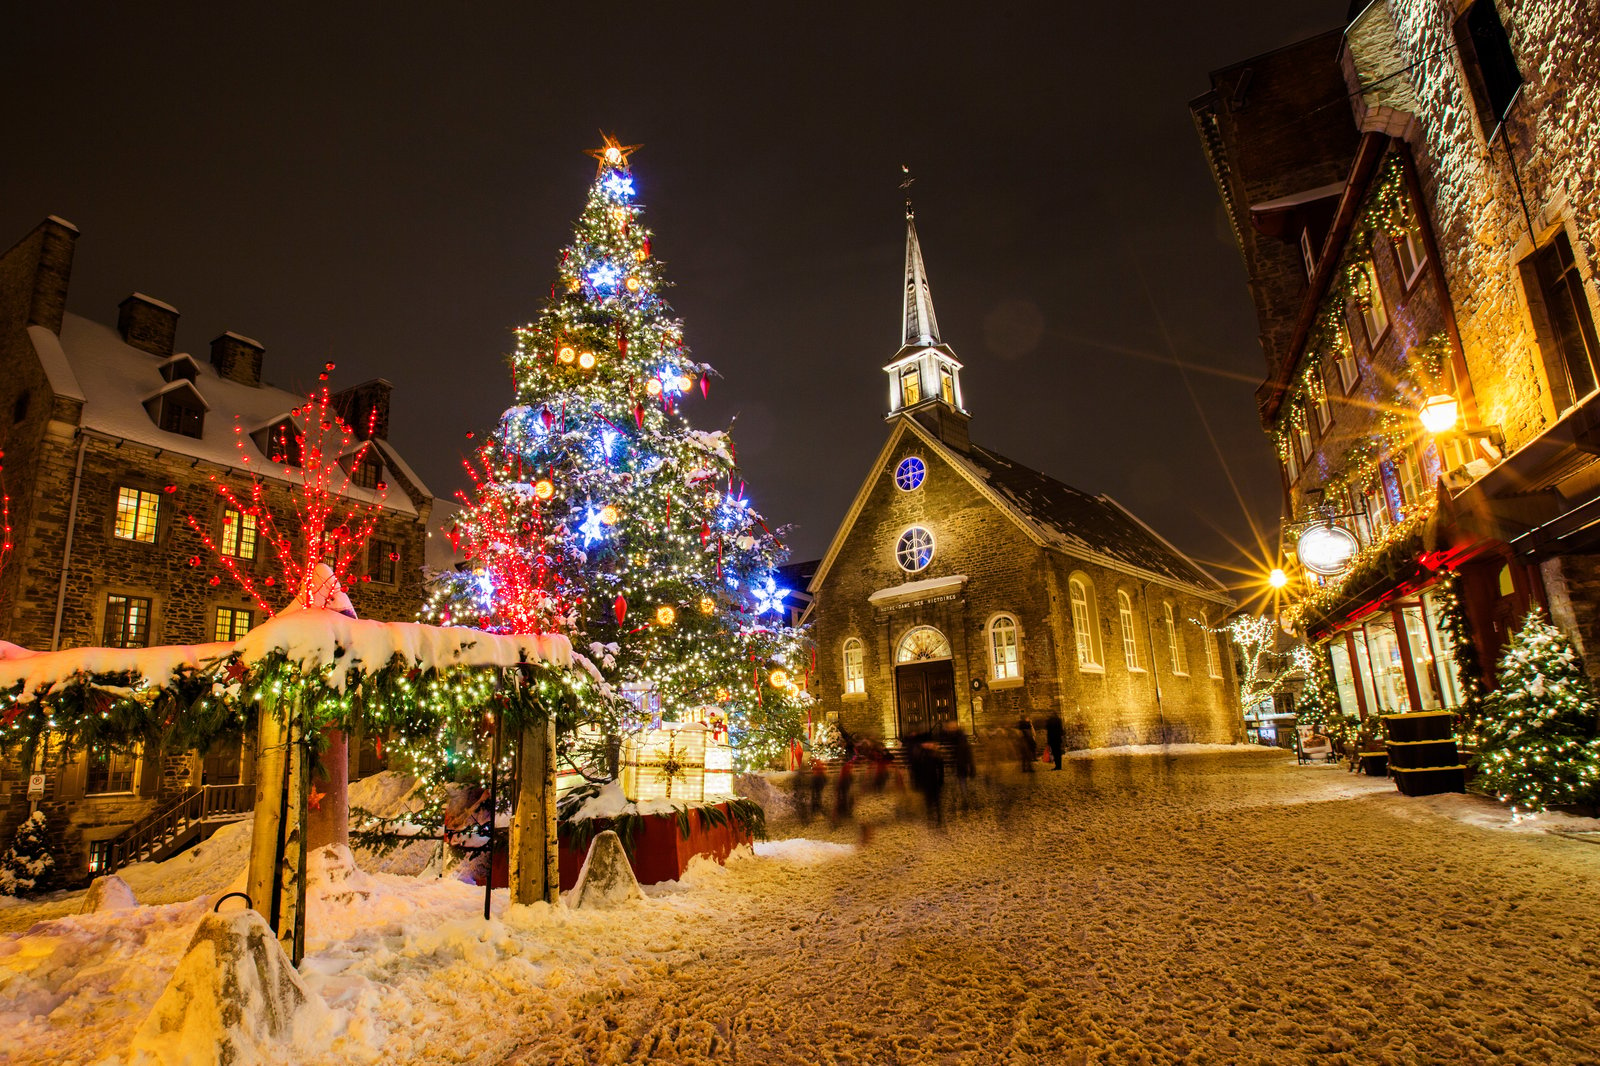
[1044,712,1065,771]
[943,719,976,812]
[1016,716,1038,774]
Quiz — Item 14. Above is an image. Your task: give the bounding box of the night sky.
[2,2,1346,586]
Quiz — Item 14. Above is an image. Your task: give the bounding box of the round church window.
[895,456,926,491]
[896,526,935,572]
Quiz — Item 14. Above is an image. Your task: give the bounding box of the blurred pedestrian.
[834,755,856,825]
[809,757,828,818]
[792,760,813,824]
[1016,716,1038,774]
[1045,712,1065,771]
[910,739,945,827]
[943,719,975,811]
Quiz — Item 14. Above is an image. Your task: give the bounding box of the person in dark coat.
[943,720,976,811]
[1044,712,1066,771]
[910,738,946,827]
[1017,716,1038,773]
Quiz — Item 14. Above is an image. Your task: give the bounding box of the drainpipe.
[1141,579,1166,732]
[50,433,88,651]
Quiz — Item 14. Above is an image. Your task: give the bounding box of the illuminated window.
[939,366,955,405]
[1284,447,1300,484]
[1204,617,1222,679]
[894,456,926,491]
[895,527,934,572]
[1299,226,1317,279]
[1396,449,1423,510]
[1314,368,1333,430]
[899,365,921,407]
[1069,577,1101,669]
[1336,320,1359,393]
[214,606,253,642]
[104,594,152,648]
[1118,591,1141,671]
[1357,260,1388,345]
[1164,602,1188,676]
[842,638,865,696]
[114,487,160,543]
[220,508,258,560]
[1296,412,1312,460]
[989,615,1021,680]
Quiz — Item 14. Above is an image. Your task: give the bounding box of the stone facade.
[809,418,1241,749]
[0,216,433,881]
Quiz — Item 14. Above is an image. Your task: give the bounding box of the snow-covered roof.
[33,315,428,514]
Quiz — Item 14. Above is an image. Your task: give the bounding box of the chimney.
[332,379,393,440]
[117,293,180,356]
[1,216,80,335]
[210,331,265,386]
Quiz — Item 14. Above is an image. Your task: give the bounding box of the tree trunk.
[305,726,349,850]
[279,707,310,965]
[509,717,559,905]
[246,708,287,929]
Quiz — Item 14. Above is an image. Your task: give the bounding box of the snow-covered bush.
[1476,610,1600,813]
[0,811,60,896]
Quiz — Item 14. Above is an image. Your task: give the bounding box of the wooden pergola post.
[509,715,559,905]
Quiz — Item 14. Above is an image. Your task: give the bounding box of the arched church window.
[1069,575,1103,670]
[843,638,865,696]
[900,365,922,407]
[896,625,952,663]
[896,527,934,572]
[988,614,1021,681]
[895,456,926,491]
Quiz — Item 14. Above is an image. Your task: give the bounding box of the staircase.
[106,783,253,873]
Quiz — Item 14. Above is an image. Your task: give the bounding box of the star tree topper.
[585,134,642,173]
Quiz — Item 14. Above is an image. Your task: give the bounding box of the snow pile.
[751,838,855,864]
[130,908,337,1066]
[0,643,232,701]
[80,875,138,913]
[568,831,643,910]
[735,770,792,818]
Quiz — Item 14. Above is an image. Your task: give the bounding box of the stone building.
[0,216,436,877]
[805,209,1240,747]
[1192,1,1600,741]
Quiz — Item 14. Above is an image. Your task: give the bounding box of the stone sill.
[988,677,1025,690]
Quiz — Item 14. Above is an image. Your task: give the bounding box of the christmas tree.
[0,811,60,897]
[431,138,808,772]
[1475,610,1600,813]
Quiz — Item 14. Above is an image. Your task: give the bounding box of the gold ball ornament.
[655,605,676,626]
[558,345,576,363]
[698,595,716,615]
[769,669,788,688]
[677,374,693,392]
[646,378,663,397]
[625,276,641,292]
[634,249,648,262]
[599,505,620,526]
[578,351,597,370]
[533,480,555,500]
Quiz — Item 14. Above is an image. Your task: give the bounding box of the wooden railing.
[106,782,253,873]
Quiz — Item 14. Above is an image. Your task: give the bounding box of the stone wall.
[810,430,1240,749]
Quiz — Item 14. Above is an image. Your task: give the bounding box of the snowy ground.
[4,747,1600,1064]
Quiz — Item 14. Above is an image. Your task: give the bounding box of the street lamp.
[1268,567,1289,589]
[1419,393,1460,435]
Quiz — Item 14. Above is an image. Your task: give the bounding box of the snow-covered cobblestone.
[3,749,1599,1064]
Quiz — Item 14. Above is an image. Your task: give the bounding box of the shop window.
[104,594,152,648]
[842,638,865,696]
[1362,616,1407,713]
[1421,590,1468,708]
[220,508,258,560]
[1328,642,1363,719]
[1118,591,1141,671]
[988,614,1021,681]
[114,487,160,543]
[1400,605,1443,710]
[1454,0,1524,138]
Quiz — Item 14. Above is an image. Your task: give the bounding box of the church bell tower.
[884,201,970,451]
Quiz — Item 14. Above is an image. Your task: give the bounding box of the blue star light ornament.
[752,576,790,617]
[588,262,622,292]
[578,507,607,547]
[601,172,635,199]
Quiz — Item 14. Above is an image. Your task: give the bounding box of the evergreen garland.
[1475,610,1600,813]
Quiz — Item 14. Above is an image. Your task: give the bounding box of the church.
[804,208,1242,747]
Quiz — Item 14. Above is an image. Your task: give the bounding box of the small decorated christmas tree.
[0,811,60,897]
[1476,610,1600,813]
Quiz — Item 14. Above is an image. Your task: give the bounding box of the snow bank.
[750,838,855,864]
[0,642,232,701]
[80,875,138,913]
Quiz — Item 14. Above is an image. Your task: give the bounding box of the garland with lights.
[1432,570,1483,725]
[1283,510,1429,635]
[430,138,811,773]
[1473,609,1600,814]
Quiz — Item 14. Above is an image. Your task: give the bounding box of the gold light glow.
[599,505,620,525]
[1268,568,1289,589]
[533,480,555,500]
[655,605,676,626]
[578,351,597,370]
[1420,394,1460,435]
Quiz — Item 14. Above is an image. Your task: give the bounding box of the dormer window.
[350,452,384,490]
[900,365,922,407]
[158,354,200,383]
[254,418,304,466]
[143,380,208,440]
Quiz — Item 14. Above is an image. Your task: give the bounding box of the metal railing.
[105,782,253,873]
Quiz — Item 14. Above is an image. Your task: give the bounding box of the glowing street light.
[1419,394,1460,435]
[1268,567,1289,589]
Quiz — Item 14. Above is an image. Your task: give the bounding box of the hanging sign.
[1296,524,1360,576]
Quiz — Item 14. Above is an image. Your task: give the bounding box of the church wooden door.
[896,660,956,738]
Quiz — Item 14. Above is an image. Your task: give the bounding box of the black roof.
[957,444,1224,592]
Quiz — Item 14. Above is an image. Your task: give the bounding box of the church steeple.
[885,187,970,451]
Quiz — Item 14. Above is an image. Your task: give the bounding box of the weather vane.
[900,164,916,218]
